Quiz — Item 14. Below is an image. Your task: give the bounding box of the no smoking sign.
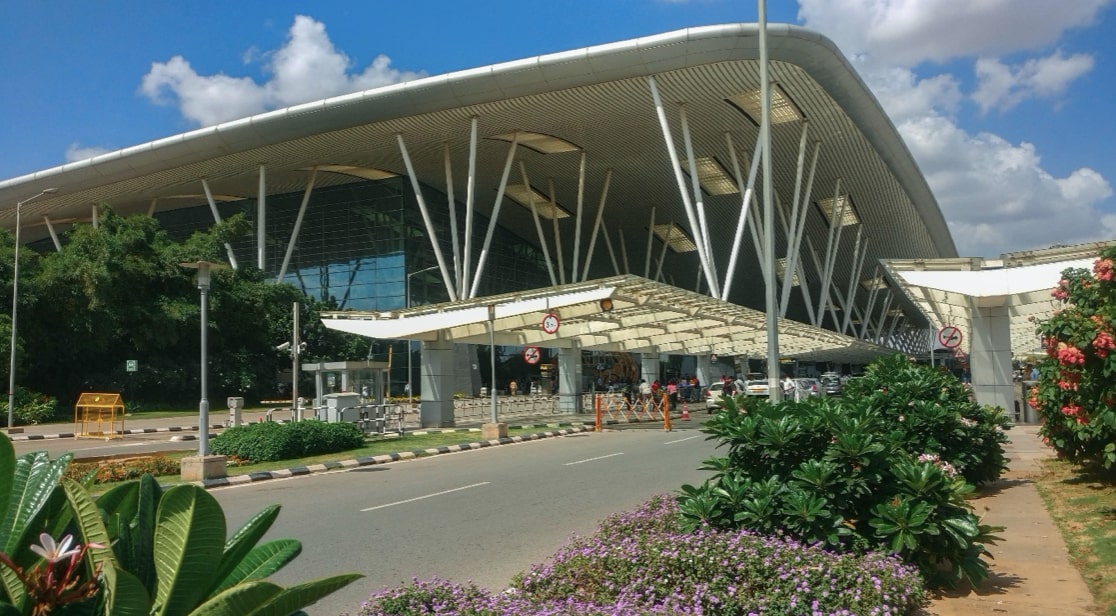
[523,346,541,365]
[938,325,962,349]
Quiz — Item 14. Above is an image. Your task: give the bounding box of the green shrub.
[10,388,58,426]
[211,420,364,463]
[680,357,1008,589]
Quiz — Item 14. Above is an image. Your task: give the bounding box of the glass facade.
[154,176,550,309]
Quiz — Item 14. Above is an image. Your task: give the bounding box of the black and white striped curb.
[197,425,591,489]
[9,424,225,441]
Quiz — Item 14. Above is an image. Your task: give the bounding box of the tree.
[1030,246,1116,469]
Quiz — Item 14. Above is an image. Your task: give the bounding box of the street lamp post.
[405,265,437,406]
[7,188,57,433]
[180,260,228,481]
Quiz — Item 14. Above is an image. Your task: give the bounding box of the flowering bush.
[64,455,180,484]
[1032,247,1116,468]
[352,496,926,615]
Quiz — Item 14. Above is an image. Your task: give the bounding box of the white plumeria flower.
[29,533,81,563]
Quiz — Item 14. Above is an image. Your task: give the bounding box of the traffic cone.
[681,400,690,421]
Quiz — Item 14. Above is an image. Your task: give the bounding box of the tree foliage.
[0,204,367,408]
[1031,246,1116,469]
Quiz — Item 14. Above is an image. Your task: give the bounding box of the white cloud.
[898,115,1113,256]
[798,0,1109,67]
[139,15,424,126]
[64,143,112,163]
[972,51,1095,113]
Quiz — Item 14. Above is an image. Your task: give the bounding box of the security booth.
[74,392,125,439]
[301,360,390,410]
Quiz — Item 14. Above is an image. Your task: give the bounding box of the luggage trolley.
[74,392,125,440]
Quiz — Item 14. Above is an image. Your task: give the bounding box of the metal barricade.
[594,392,672,431]
[355,404,405,436]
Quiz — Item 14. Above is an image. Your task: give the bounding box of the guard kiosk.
[74,392,125,439]
[301,360,390,410]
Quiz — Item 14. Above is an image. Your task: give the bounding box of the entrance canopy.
[321,275,892,364]
[882,241,1115,358]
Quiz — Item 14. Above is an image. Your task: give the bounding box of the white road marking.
[360,482,490,512]
[564,452,624,466]
[664,435,700,445]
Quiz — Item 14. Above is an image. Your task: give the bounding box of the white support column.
[618,228,630,274]
[695,354,714,391]
[572,152,587,282]
[277,168,317,281]
[647,76,718,295]
[748,192,768,288]
[549,178,566,285]
[874,291,893,343]
[794,258,817,325]
[42,217,61,252]
[722,131,763,300]
[580,168,613,282]
[469,133,519,298]
[557,344,583,414]
[814,178,844,321]
[640,351,660,386]
[887,312,903,341]
[840,229,867,334]
[518,161,557,286]
[860,266,882,340]
[462,117,479,299]
[398,134,459,301]
[599,220,621,276]
[655,223,674,282]
[443,143,462,293]
[779,138,820,316]
[806,236,825,327]
[257,165,266,270]
[147,198,158,216]
[420,336,457,428]
[91,204,98,228]
[679,104,718,294]
[645,206,656,278]
[759,0,780,401]
[201,179,240,270]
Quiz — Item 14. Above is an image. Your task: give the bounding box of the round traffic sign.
[523,346,541,365]
[541,312,560,334]
[938,325,962,349]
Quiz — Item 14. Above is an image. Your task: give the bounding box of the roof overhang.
[321,275,895,364]
[883,241,1116,357]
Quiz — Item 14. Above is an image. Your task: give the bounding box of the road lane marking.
[664,435,700,445]
[360,482,490,512]
[564,452,623,466]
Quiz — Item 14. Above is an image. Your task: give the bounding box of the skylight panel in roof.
[652,222,697,253]
[680,156,739,196]
[775,257,801,286]
[860,276,889,290]
[489,132,581,154]
[504,184,571,220]
[309,165,398,180]
[726,84,804,125]
[816,194,861,227]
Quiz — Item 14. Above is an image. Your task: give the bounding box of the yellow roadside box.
[74,392,125,439]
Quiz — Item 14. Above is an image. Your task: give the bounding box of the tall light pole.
[7,188,57,433]
[405,265,437,405]
[182,260,224,455]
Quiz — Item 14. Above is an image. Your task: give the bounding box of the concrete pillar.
[420,337,456,427]
[640,352,661,384]
[695,355,713,389]
[558,345,582,414]
[970,301,1014,412]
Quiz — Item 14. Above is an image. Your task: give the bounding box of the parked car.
[820,373,843,396]
[704,382,726,411]
[744,373,769,396]
[795,377,822,399]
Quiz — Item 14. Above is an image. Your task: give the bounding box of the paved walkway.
[927,424,1097,615]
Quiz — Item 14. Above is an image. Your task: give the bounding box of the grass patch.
[1033,458,1116,615]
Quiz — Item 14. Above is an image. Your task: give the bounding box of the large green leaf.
[208,505,282,596]
[123,474,160,594]
[62,478,118,574]
[212,540,302,594]
[151,485,226,616]
[190,580,282,616]
[0,435,15,535]
[102,564,151,616]
[246,573,363,616]
[0,451,72,554]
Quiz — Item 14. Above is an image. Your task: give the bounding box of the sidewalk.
[927,424,1097,615]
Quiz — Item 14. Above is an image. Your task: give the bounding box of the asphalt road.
[209,423,720,616]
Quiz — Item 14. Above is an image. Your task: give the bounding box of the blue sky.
[1,0,1112,258]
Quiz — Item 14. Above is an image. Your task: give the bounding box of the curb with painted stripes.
[197,425,591,489]
[9,424,225,441]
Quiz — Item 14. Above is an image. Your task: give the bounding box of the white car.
[704,382,726,411]
[795,378,823,399]
[744,373,769,396]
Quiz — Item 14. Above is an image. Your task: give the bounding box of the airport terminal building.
[0,23,1078,425]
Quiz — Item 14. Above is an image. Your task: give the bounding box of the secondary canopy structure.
[322,275,892,365]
